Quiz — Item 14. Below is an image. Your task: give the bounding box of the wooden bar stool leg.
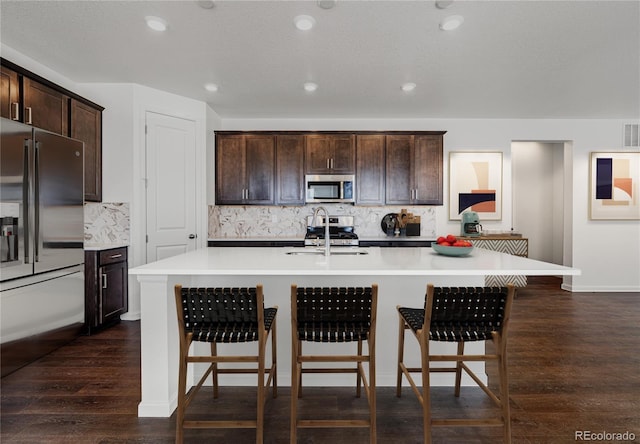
[421,332,431,444]
[396,313,406,397]
[271,320,278,398]
[369,334,377,444]
[356,339,363,397]
[454,341,464,397]
[211,342,219,398]
[176,351,187,444]
[497,335,512,444]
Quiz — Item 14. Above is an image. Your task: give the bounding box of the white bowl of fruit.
[432,235,474,256]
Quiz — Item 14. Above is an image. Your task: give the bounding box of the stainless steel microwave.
[305,174,355,203]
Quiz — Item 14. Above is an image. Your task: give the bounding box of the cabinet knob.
[188,234,197,239]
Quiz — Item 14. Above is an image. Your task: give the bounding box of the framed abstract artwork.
[449,151,502,220]
[589,151,640,220]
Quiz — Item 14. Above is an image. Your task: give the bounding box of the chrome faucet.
[312,206,330,256]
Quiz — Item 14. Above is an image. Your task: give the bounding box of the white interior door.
[145,112,197,262]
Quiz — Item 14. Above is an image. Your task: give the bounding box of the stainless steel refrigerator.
[0,117,85,375]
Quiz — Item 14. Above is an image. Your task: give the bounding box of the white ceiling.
[1,0,639,119]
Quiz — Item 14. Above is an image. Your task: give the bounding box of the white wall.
[512,141,564,264]
[206,105,223,206]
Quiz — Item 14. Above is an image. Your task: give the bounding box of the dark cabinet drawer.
[99,247,127,265]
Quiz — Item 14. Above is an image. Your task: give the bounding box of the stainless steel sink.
[285,247,369,256]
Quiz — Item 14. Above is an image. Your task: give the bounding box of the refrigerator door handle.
[34,141,40,262]
[22,140,31,264]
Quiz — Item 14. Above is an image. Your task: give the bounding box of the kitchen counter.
[130,246,579,417]
[84,243,130,251]
[208,236,436,247]
[132,246,575,276]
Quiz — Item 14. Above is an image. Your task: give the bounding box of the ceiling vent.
[623,123,639,148]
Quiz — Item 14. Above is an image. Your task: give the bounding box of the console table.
[460,235,529,287]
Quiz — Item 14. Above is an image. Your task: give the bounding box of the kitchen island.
[130,246,579,417]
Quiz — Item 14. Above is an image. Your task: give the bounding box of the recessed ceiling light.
[317,0,337,9]
[204,83,219,92]
[197,0,215,9]
[145,16,168,32]
[435,0,454,9]
[294,15,316,31]
[440,15,464,31]
[304,82,318,92]
[401,82,417,92]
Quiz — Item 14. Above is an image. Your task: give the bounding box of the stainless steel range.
[304,215,359,247]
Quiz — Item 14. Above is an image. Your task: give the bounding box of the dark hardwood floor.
[1,277,639,443]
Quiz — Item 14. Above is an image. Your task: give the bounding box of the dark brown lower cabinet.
[84,247,128,334]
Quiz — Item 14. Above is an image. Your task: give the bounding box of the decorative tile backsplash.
[84,202,130,245]
[209,205,436,239]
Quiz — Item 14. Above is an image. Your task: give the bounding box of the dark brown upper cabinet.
[1,65,20,120]
[1,59,104,202]
[276,135,305,205]
[216,134,276,205]
[356,134,386,205]
[71,99,102,202]
[214,130,444,207]
[386,134,443,205]
[305,134,355,174]
[23,77,69,135]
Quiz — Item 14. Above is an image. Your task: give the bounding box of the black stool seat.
[398,307,497,342]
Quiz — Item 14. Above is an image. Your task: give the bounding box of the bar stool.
[396,284,516,443]
[290,285,378,444]
[174,285,278,444]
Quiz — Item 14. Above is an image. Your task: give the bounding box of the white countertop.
[129,246,580,277]
[84,243,129,251]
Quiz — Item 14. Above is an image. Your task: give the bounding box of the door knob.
[188,234,197,239]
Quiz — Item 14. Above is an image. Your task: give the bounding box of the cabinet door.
[245,135,275,204]
[71,99,102,202]
[23,77,69,135]
[413,135,443,205]
[385,135,413,204]
[276,135,305,205]
[100,261,128,325]
[0,66,20,120]
[356,134,385,204]
[331,134,355,173]
[305,134,355,174]
[215,135,246,204]
[305,134,333,173]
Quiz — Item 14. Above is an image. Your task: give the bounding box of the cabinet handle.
[245,189,249,199]
[330,158,334,169]
[109,254,123,259]
[326,158,330,169]
[414,189,419,200]
[25,107,33,125]
[101,274,108,289]
[11,102,19,121]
